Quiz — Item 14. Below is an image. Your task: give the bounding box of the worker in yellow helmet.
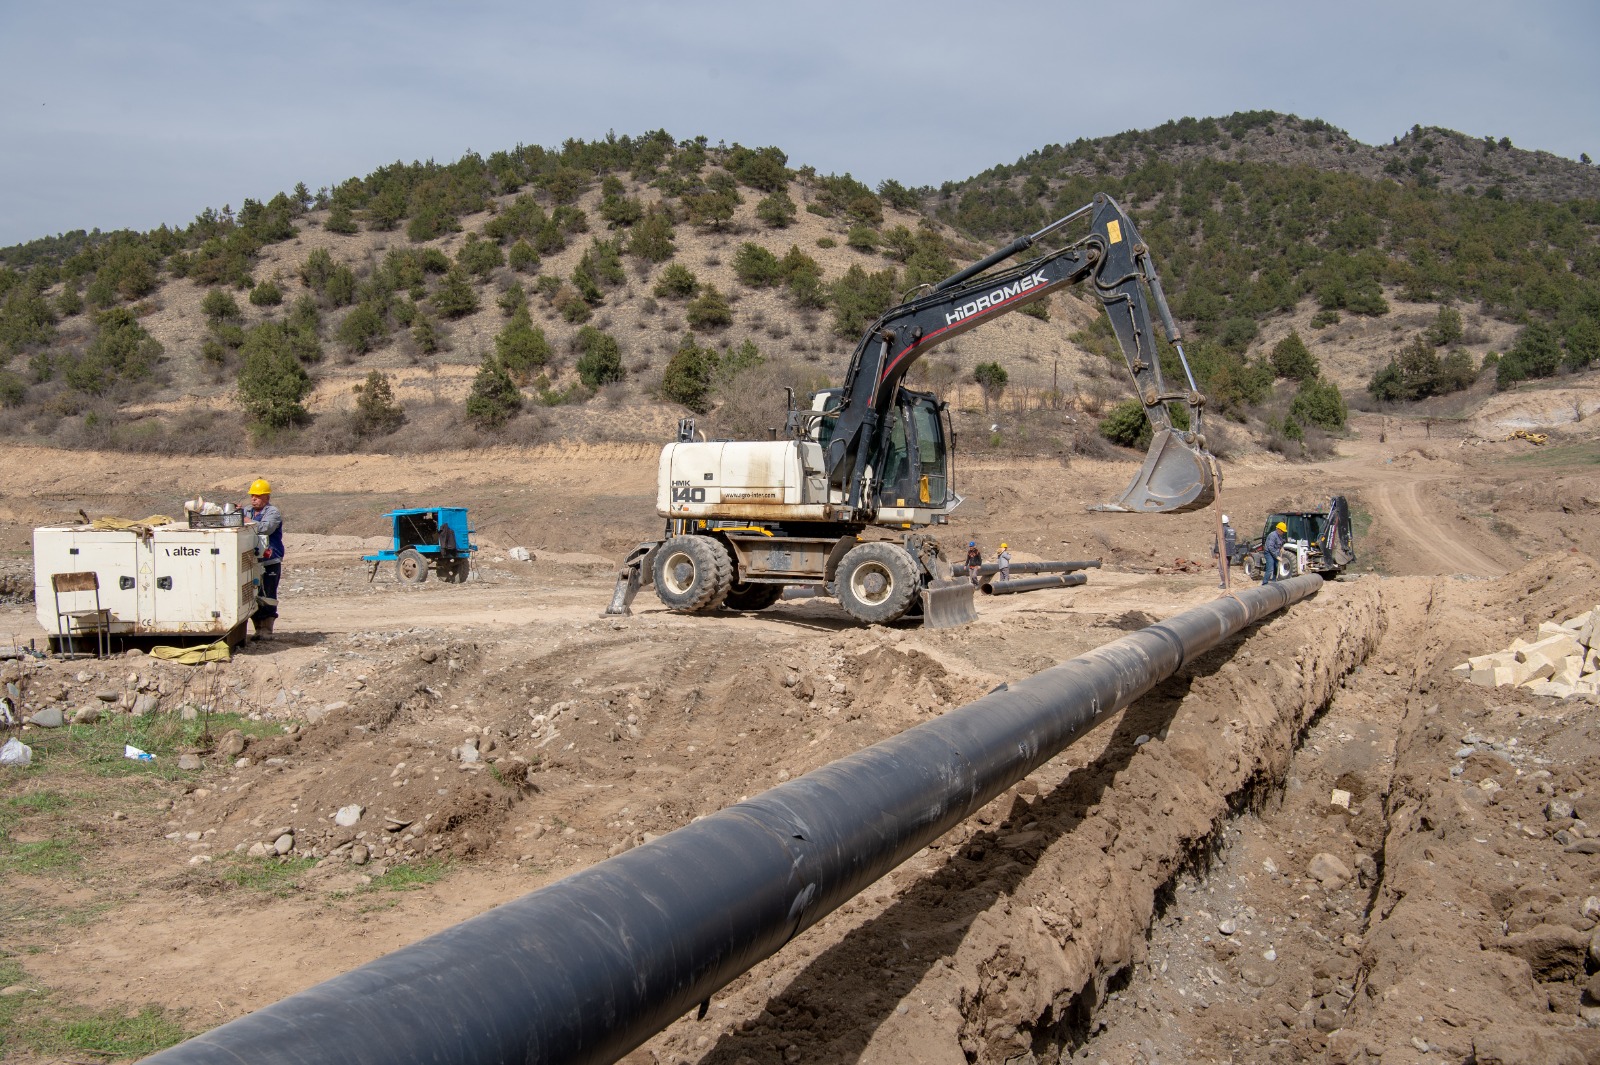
[243,478,284,641]
[1262,521,1288,585]
[996,541,1012,582]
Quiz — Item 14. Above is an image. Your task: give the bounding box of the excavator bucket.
[1092,428,1218,514]
[920,578,978,629]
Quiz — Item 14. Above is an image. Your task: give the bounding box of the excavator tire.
[724,582,783,612]
[837,542,918,625]
[652,535,733,613]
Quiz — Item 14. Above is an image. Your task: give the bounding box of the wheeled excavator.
[605,193,1218,627]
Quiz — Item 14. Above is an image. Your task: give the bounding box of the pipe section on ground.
[981,572,1088,595]
[142,574,1324,1065]
[953,559,1103,579]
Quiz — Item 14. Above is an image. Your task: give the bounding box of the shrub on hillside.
[1496,320,1563,389]
[755,190,797,228]
[686,285,732,329]
[457,234,505,279]
[829,265,896,338]
[654,263,699,300]
[662,332,716,413]
[352,370,404,436]
[1270,330,1319,381]
[201,288,242,323]
[575,326,624,388]
[973,362,1008,410]
[2,283,61,353]
[627,205,676,263]
[336,303,388,354]
[249,278,284,306]
[495,306,550,382]
[432,266,480,318]
[733,244,783,288]
[464,355,522,429]
[1288,375,1347,430]
[237,324,312,430]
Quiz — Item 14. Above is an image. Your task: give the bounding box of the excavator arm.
[821,193,1217,515]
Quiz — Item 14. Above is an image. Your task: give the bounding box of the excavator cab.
[874,390,954,522]
[806,388,957,524]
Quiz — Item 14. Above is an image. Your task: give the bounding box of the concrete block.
[1579,612,1600,652]
[1492,665,1519,687]
[1469,667,1499,687]
[1516,655,1557,685]
[1584,647,1600,674]
[1527,680,1569,698]
[1554,657,1583,687]
[1517,635,1581,662]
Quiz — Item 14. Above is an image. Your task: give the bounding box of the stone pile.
[1453,606,1600,698]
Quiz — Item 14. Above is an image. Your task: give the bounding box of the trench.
[647,580,1387,1065]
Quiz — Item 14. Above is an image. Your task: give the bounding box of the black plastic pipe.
[981,573,1088,595]
[140,574,1323,1065]
[952,559,1103,579]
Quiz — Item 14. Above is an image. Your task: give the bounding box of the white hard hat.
[1221,514,1229,523]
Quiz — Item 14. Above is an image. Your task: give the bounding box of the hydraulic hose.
[141,574,1324,1065]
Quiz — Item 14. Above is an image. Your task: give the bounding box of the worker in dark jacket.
[244,478,284,641]
[1261,521,1288,585]
[964,542,983,586]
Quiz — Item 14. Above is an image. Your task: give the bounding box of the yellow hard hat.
[1275,521,1287,532]
[249,479,271,496]
[999,542,1008,550]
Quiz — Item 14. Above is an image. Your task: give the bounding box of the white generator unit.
[34,521,262,647]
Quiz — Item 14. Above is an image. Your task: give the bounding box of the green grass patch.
[0,789,87,877]
[1504,439,1600,467]
[18,711,280,780]
[4,791,71,814]
[0,954,191,1061]
[215,855,316,895]
[17,1003,192,1060]
[363,857,450,892]
[0,836,82,876]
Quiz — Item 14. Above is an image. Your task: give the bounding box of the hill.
[0,116,1596,462]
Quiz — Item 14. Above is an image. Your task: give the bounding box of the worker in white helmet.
[1214,514,1236,589]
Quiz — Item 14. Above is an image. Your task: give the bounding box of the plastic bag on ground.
[1,736,32,767]
[124,744,154,762]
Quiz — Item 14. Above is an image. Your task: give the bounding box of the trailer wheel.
[396,549,429,584]
[837,542,918,624]
[724,582,783,612]
[438,558,471,583]
[652,536,732,613]
[1241,553,1262,581]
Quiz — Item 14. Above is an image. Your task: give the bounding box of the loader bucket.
[920,578,978,629]
[1092,427,1218,514]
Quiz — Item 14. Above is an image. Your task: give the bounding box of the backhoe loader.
[606,193,1218,627]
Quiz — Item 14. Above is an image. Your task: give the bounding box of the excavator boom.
[824,193,1216,515]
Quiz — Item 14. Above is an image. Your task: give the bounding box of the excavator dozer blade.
[921,578,978,629]
[1092,428,1218,514]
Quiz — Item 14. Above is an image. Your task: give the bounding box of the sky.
[2,0,1598,248]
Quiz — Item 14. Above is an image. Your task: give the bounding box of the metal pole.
[955,559,1102,579]
[141,575,1324,1065]
[980,573,1087,595]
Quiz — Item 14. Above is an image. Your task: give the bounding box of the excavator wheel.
[652,535,733,613]
[724,582,783,612]
[836,542,918,625]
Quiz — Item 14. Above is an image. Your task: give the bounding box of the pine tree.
[465,355,523,429]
